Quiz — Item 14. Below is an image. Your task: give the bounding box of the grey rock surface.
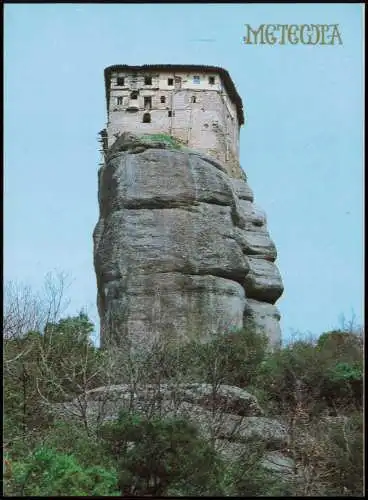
[94,132,283,347]
[50,382,293,480]
[84,383,264,418]
[244,299,282,347]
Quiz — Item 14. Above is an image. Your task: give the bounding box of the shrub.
[40,420,116,470]
[162,327,269,387]
[99,410,224,496]
[5,446,119,496]
[220,438,293,496]
[254,335,363,416]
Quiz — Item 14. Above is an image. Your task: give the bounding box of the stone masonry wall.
[107,71,242,179]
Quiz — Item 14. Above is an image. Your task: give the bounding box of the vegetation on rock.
[140,133,183,150]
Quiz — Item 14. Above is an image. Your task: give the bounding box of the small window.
[160,96,166,103]
[193,75,200,84]
[117,96,123,105]
[191,96,197,103]
[144,96,152,110]
[168,110,172,117]
[117,77,125,86]
[144,76,152,85]
[130,91,138,100]
[168,78,174,86]
[143,112,151,123]
[208,76,215,85]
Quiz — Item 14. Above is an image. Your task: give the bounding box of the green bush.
[254,334,363,416]
[217,438,292,496]
[6,446,119,497]
[40,420,116,470]
[99,410,224,496]
[161,327,269,387]
[141,133,182,150]
[317,330,362,358]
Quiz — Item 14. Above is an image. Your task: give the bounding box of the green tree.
[99,410,224,496]
[4,311,104,450]
[254,332,363,416]
[6,447,120,496]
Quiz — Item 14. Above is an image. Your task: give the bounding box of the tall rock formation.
[93,133,283,348]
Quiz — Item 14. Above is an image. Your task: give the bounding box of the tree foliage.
[99,410,224,496]
[3,277,364,496]
[254,331,363,415]
[5,447,119,497]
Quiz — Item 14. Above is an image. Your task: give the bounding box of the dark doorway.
[143,112,151,123]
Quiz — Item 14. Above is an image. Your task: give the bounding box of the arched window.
[143,112,151,123]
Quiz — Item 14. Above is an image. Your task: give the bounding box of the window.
[143,112,151,123]
[168,110,172,117]
[117,96,123,105]
[167,78,174,86]
[117,77,125,86]
[130,91,139,100]
[144,76,152,85]
[160,96,166,103]
[144,96,152,110]
[191,96,197,103]
[193,75,200,84]
[208,76,215,85]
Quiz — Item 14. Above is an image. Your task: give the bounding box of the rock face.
[50,382,293,478]
[93,133,283,348]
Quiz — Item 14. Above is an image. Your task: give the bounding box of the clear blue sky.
[4,4,364,343]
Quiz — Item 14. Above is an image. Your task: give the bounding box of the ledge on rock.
[244,257,284,304]
[231,178,254,202]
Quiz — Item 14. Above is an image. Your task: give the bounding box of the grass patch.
[141,133,182,150]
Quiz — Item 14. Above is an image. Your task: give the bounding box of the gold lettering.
[277,24,288,45]
[265,25,277,45]
[287,25,299,45]
[300,24,312,45]
[243,24,265,45]
[310,24,321,45]
[330,24,343,45]
[320,24,330,45]
[242,23,342,46]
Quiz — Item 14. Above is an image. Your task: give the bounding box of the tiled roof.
[104,64,244,125]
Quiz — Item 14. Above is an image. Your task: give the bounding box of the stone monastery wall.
[105,70,242,178]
